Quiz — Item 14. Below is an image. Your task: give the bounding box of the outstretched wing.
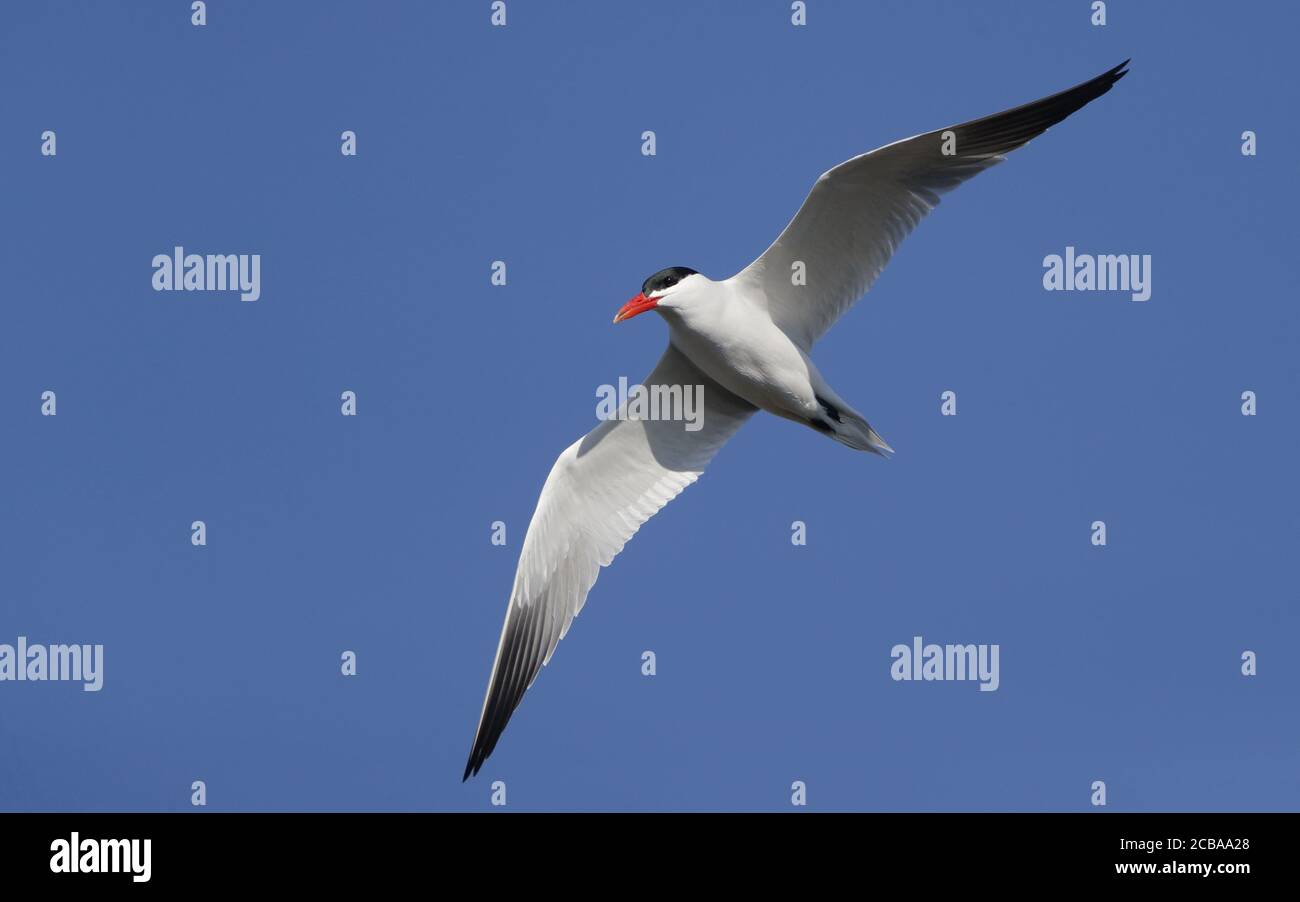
[464,343,756,778]
[731,60,1129,350]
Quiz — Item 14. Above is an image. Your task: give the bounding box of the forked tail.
[813,394,893,456]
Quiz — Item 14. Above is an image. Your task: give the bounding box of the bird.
[463,60,1129,779]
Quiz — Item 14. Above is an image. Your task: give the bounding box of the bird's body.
[663,280,885,451]
[663,279,821,426]
[463,61,1130,779]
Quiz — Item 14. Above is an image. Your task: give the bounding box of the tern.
[464,61,1129,779]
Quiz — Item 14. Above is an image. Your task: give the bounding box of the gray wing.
[731,61,1129,350]
[464,343,756,779]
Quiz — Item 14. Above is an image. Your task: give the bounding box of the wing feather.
[463,343,756,778]
[732,61,1129,349]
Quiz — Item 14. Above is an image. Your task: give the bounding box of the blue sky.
[1,1,1296,811]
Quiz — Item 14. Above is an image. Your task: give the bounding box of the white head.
[612,266,709,323]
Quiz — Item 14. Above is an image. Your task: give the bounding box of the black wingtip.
[1089,59,1131,96]
[1102,59,1131,89]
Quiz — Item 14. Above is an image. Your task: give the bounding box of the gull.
[464,61,1129,779]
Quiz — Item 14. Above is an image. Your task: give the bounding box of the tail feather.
[817,409,892,456]
[809,392,891,455]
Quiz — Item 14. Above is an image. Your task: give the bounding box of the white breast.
[663,284,820,422]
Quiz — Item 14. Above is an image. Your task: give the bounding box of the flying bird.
[464,61,1129,779]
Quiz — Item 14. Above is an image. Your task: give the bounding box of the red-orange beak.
[613,292,657,324]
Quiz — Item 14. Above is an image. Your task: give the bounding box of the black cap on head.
[642,266,698,295]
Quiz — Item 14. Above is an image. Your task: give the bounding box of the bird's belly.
[669,321,817,421]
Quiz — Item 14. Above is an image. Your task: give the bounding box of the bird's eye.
[665,277,677,287]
